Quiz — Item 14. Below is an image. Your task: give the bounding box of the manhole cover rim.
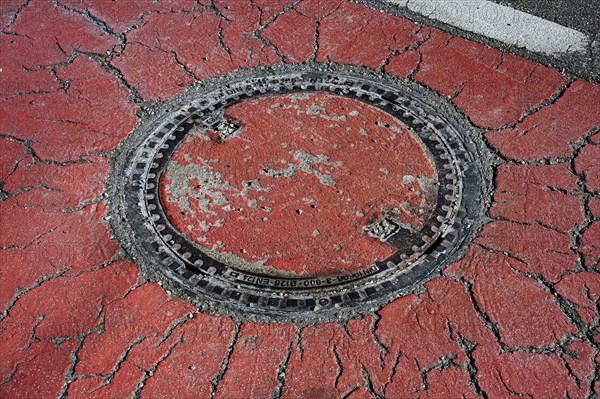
[106,63,490,322]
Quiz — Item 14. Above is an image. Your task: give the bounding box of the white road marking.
[386,0,590,55]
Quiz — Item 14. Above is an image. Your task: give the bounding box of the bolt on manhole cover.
[107,64,489,322]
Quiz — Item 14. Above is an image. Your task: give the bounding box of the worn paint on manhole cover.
[160,92,438,277]
[107,64,488,321]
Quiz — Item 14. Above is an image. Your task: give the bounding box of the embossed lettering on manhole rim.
[107,65,487,320]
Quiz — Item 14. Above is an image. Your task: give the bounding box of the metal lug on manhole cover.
[106,64,489,322]
[365,218,400,242]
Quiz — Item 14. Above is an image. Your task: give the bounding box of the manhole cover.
[107,64,488,321]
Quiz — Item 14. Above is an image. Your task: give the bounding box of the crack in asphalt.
[378,24,431,72]
[446,321,489,398]
[209,322,240,399]
[269,339,294,399]
[489,78,575,133]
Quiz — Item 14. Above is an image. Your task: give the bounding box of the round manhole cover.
[107,64,488,321]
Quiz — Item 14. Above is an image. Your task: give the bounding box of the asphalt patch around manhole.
[106,63,492,323]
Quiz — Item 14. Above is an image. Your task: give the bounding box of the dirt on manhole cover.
[107,64,489,322]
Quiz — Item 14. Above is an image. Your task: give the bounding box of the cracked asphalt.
[1,0,599,398]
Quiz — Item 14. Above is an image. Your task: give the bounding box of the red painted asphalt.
[1,0,599,398]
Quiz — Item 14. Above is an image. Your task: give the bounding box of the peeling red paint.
[160,92,436,276]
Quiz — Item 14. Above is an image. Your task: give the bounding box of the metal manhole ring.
[107,64,488,321]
